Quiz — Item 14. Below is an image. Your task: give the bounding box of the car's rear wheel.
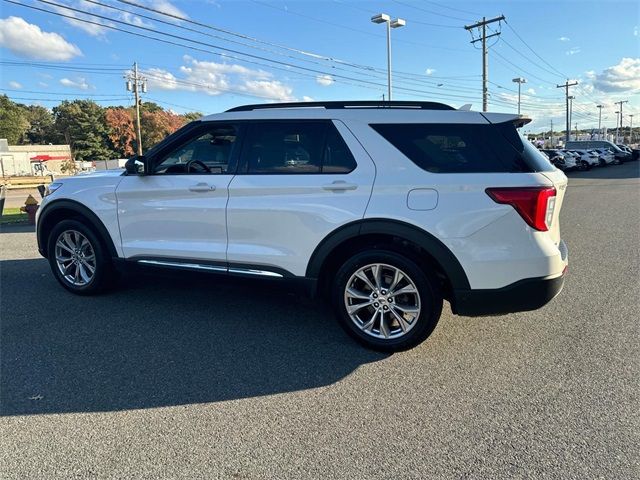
[47,219,114,294]
[332,250,443,352]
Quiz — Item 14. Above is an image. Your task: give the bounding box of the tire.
[332,249,443,352]
[47,219,115,295]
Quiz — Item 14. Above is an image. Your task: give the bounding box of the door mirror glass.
[125,155,147,175]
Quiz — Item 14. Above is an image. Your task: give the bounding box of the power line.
[9,0,492,103]
[391,0,473,22]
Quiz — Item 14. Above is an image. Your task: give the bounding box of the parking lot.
[1,162,638,479]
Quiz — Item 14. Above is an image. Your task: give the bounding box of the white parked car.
[570,149,600,167]
[36,101,569,351]
[591,149,617,165]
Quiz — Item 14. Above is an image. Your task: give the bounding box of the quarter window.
[154,125,238,174]
[371,123,533,173]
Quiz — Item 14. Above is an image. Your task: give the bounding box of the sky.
[0,0,638,132]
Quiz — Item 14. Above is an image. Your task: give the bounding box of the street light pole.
[371,13,405,101]
[512,77,526,114]
[596,104,603,140]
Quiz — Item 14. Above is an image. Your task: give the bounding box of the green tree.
[24,105,57,144]
[0,95,29,144]
[52,100,116,162]
[182,111,203,123]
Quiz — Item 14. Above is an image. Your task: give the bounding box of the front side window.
[242,121,356,174]
[154,125,238,174]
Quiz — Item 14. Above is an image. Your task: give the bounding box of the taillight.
[486,187,556,231]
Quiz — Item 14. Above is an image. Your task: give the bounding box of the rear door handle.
[189,183,216,192]
[322,181,357,192]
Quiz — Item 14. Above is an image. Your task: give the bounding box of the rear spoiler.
[481,112,532,127]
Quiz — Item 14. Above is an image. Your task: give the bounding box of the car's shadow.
[1,258,387,416]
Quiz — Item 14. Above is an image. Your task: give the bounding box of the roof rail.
[225,100,455,112]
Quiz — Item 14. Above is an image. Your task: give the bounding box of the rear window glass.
[371,123,553,173]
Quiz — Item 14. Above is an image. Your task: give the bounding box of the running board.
[136,259,284,278]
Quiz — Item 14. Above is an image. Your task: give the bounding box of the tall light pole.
[371,13,406,101]
[630,114,634,144]
[568,95,575,140]
[596,104,604,139]
[512,77,526,114]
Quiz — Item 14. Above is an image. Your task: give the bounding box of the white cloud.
[144,57,295,100]
[526,88,536,95]
[316,74,334,86]
[425,68,436,75]
[591,57,640,93]
[153,0,189,19]
[38,82,49,88]
[0,17,82,61]
[60,77,92,90]
[244,80,294,100]
[558,36,570,42]
[302,96,314,102]
[566,47,581,56]
[8,81,22,89]
[634,26,638,36]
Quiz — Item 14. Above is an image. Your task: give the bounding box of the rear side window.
[242,121,356,174]
[371,123,550,173]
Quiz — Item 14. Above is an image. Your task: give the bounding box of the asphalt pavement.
[1,162,639,479]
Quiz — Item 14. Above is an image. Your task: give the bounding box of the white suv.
[36,101,568,351]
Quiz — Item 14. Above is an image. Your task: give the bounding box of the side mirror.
[125,155,148,175]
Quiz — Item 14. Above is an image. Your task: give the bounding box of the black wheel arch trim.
[305,218,471,290]
[37,199,119,258]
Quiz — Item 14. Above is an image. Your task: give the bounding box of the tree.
[24,105,57,144]
[105,107,136,157]
[0,95,29,144]
[140,109,186,150]
[52,100,116,162]
[182,111,203,123]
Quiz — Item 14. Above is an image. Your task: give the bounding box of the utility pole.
[126,62,147,156]
[465,15,505,112]
[614,100,628,144]
[568,95,574,140]
[550,119,554,147]
[596,104,604,139]
[575,123,578,141]
[630,114,634,144]
[556,79,578,144]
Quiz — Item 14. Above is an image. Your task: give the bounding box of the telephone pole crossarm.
[465,15,505,113]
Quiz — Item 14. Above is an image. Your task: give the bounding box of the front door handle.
[189,183,216,192]
[322,181,357,192]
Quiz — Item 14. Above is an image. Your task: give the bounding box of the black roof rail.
[225,100,455,112]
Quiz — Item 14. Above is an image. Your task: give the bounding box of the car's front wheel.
[47,219,114,294]
[332,250,443,352]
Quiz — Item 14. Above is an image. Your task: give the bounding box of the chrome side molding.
[137,260,226,273]
[136,260,284,278]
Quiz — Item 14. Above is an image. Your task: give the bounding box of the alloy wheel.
[344,263,421,340]
[54,230,97,286]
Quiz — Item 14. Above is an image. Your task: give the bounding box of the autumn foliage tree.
[141,109,186,150]
[105,108,136,157]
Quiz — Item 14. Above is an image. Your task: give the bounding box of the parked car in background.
[591,148,618,165]
[541,149,575,171]
[570,149,601,168]
[616,144,632,155]
[560,150,586,170]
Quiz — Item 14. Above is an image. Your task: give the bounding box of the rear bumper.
[451,271,565,316]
